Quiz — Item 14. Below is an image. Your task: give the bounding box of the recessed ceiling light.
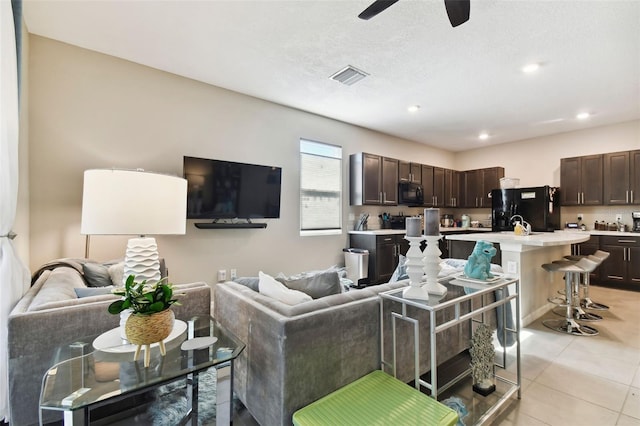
[576,112,591,120]
[407,105,420,113]
[478,132,489,140]
[522,63,540,73]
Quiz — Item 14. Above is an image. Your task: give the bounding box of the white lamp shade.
[81,169,187,235]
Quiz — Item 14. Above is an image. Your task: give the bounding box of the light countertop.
[445,230,591,247]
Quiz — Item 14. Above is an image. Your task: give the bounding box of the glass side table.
[379,275,521,425]
[39,315,245,426]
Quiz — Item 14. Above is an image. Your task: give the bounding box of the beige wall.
[24,35,640,285]
[454,120,639,187]
[26,35,453,284]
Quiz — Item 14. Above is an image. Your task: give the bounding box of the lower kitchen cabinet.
[349,233,408,285]
[599,235,640,288]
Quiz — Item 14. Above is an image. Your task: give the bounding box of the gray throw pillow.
[74,286,115,298]
[83,263,114,287]
[277,271,341,299]
[234,277,260,292]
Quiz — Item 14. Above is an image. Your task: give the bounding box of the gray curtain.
[1,0,30,422]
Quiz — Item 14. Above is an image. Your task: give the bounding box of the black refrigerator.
[491,186,561,232]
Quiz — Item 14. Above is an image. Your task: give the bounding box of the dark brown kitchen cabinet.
[560,155,603,206]
[350,153,398,205]
[445,169,462,207]
[599,235,640,288]
[463,167,504,208]
[633,150,640,205]
[399,161,422,183]
[604,150,640,205]
[349,233,408,285]
[422,165,445,207]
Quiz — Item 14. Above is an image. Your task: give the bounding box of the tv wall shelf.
[194,222,267,229]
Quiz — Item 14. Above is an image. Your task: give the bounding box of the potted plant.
[108,275,181,366]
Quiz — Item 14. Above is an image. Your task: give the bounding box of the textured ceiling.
[22,0,640,152]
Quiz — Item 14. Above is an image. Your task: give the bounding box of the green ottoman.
[292,370,459,426]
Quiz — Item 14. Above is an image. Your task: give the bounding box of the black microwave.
[398,182,424,205]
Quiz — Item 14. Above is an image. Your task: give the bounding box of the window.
[300,139,342,235]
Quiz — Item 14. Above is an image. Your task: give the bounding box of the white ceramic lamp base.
[423,235,447,296]
[402,236,429,300]
[123,237,161,285]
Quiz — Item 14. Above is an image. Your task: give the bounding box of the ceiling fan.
[358,0,470,27]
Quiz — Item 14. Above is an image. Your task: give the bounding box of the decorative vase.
[125,309,175,367]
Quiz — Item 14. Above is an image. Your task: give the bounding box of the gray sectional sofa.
[214,275,473,426]
[8,259,212,426]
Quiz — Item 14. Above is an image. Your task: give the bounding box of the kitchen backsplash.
[348,205,639,232]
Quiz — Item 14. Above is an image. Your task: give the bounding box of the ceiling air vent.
[329,65,369,86]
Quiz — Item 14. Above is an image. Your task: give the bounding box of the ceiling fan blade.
[358,0,400,20]
[444,0,470,27]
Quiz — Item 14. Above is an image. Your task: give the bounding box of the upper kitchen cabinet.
[604,150,640,205]
[560,154,603,206]
[421,165,445,207]
[444,169,462,207]
[463,167,505,208]
[350,153,398,205]
[399,161,422,183]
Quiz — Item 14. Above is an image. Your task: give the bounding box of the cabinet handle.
[383,192,387,203]
[608,275,624,280]
[582,192,585,204]
[618,240,637,244]
[631,190,634,203]
[383,237,393,242]
[577,193,580,204]
[627,190,629,204]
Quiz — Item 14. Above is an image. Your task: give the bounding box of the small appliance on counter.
[633,211,640,232]
[441,214,454,227]
[491,185,560,232]
[389,214,407,229]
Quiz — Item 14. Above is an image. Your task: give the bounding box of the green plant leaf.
[108,300,125,314]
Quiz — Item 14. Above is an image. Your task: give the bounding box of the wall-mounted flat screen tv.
[183,156,282,220]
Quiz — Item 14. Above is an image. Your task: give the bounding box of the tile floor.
[490,285,640,426]
[233,284,640,426]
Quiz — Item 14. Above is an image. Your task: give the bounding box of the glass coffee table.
[39,315,245,425]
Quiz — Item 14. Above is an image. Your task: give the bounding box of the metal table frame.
[379,275,521,424]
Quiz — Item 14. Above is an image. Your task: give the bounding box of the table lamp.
[81,169,187,284]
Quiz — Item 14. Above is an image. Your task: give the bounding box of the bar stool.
[564,250,610,310]
[550,258,602,322]
[542,257,599,336]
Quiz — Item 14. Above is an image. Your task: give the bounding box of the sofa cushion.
[258,271,312,305]
[277,270,341,299]
[108,262,125,286]
[75,286,115,298]
[83,262,114,287]
[27,267,85,311]
[234,277,260,292]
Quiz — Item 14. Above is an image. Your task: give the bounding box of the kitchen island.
[445,231,591,326]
